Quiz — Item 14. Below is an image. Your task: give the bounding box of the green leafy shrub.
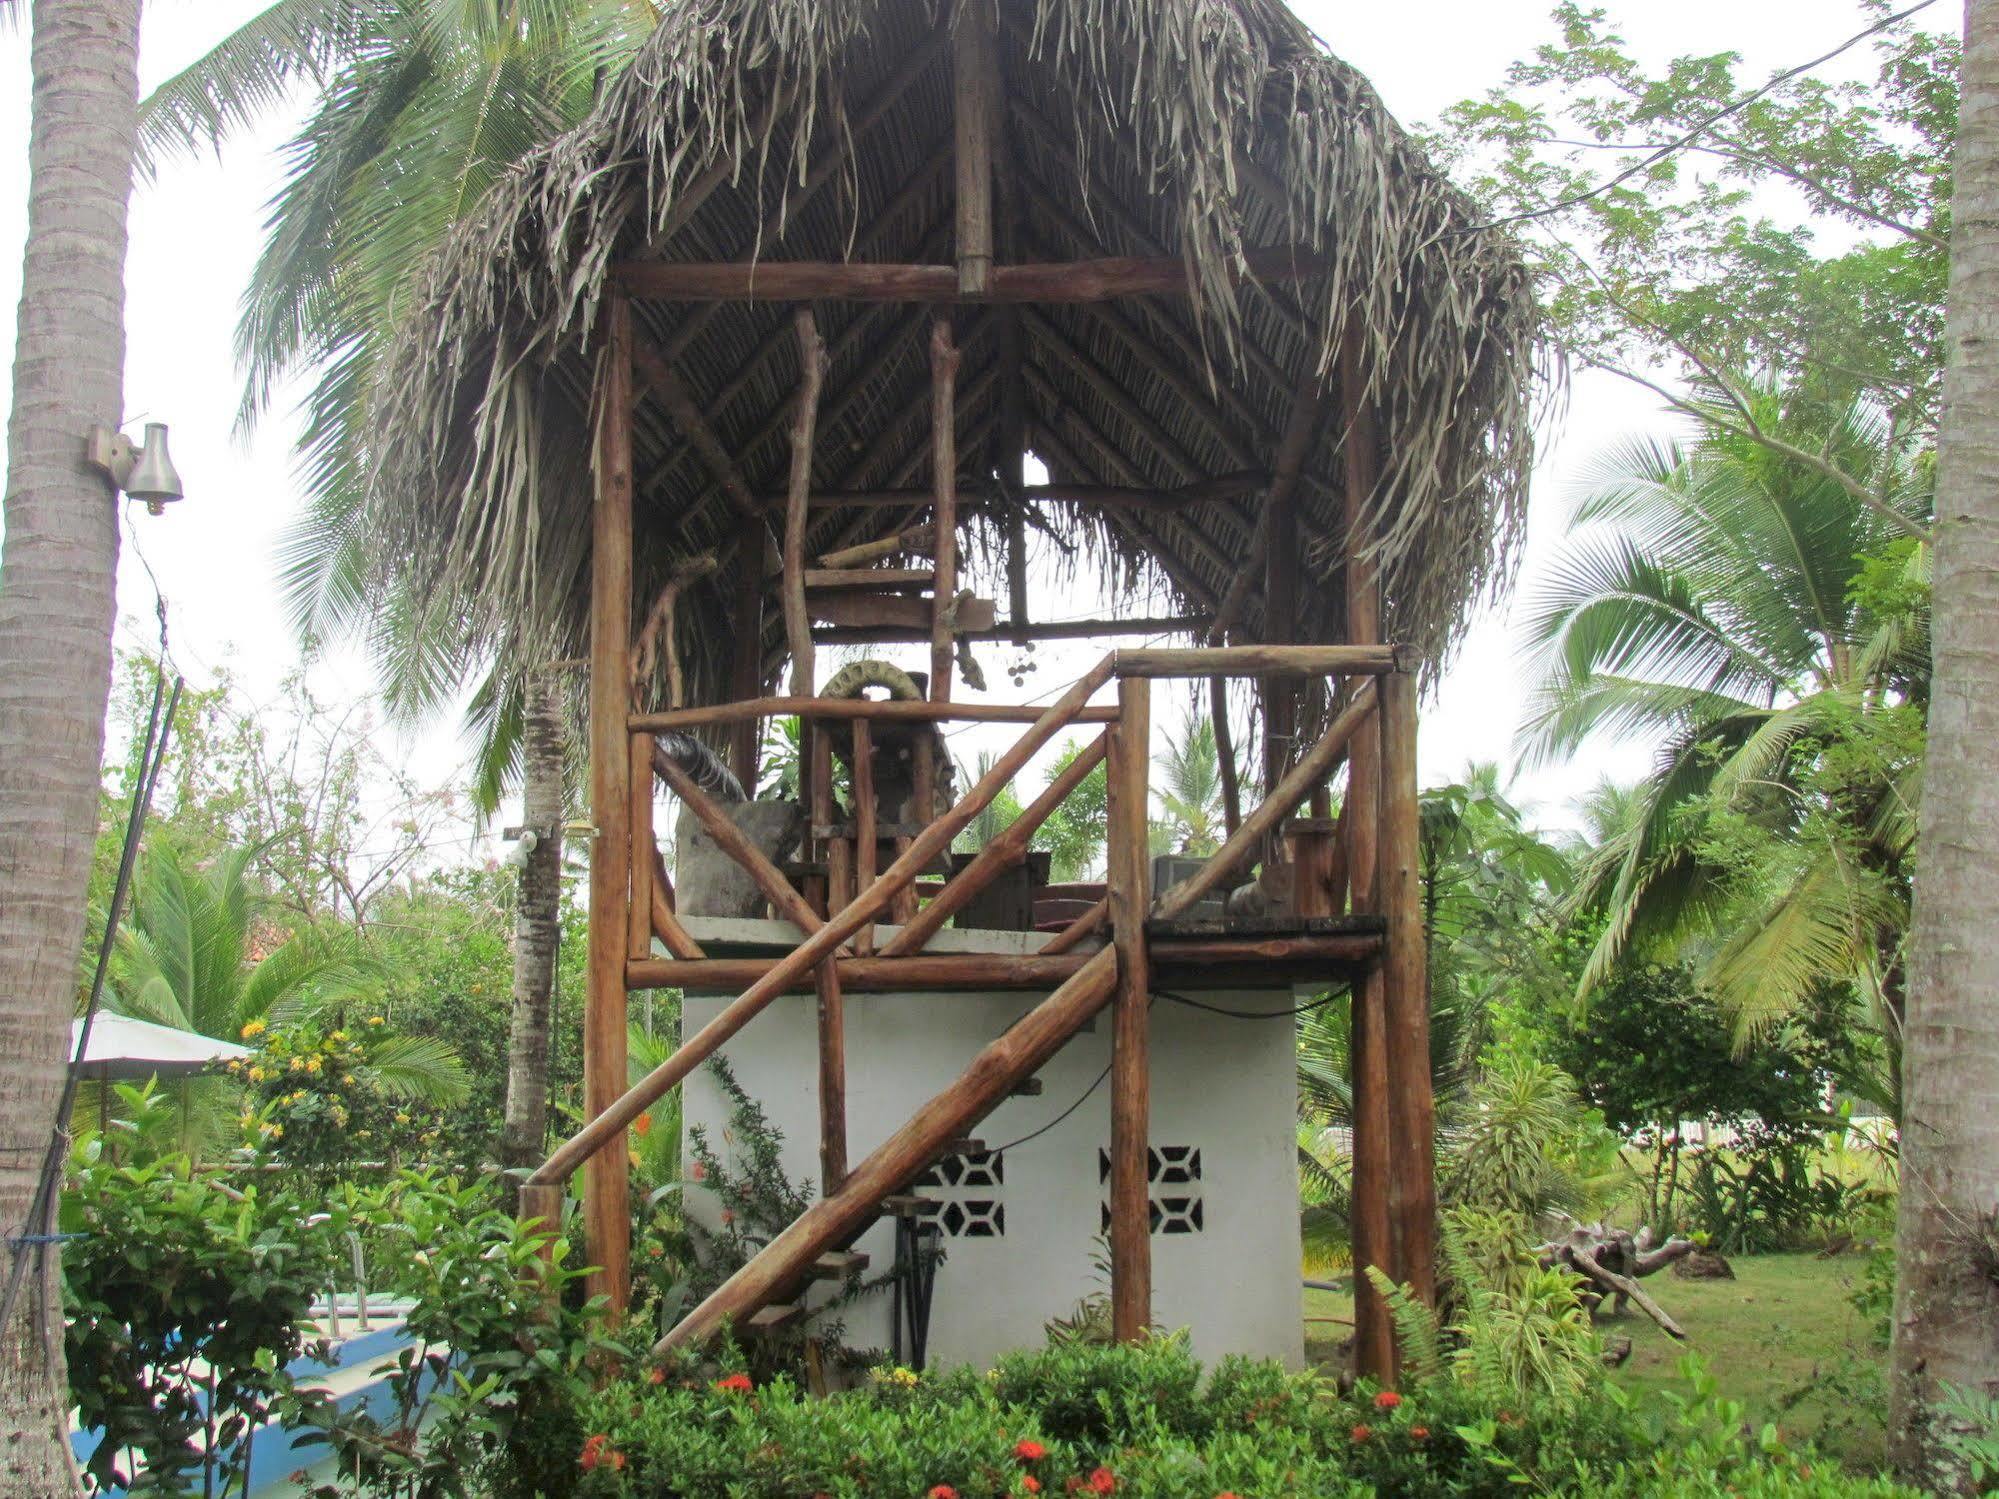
[63,1109,349,1497]
[563,1335,1916,1498]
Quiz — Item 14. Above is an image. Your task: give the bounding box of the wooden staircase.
[652,946,1116,1354]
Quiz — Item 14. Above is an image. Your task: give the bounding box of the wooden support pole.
[1211,675,1242,837]
[584,293,635,1315]
[811,721,841,924]
[654,745,824,939]
[851,720,878,953]
[532,656,1120,1189]
[1108,676,1153,1343]
[1380,669,1436,1307]
[998,310,1030,637]
[930,318,961,702]
[1151,684,1379,921]
[818,524,935,570]
[629,952,1095,993]
[785,310,827,695]
[1114,644,1406,678]
[634,697,1121,732]
[628,733,656,962]
[953,0,998,296]
[880,730,1110,956]
[727,525,770,788]
[630,343,760,516]
[1040,896,1109,954]
[816,615,1205,647]
[651,868,708,962]
[1340,316,1394,1384]
[657,948,1120,1354]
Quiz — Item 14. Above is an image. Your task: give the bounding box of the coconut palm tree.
[140,0,659,1176]
[110,839,467,1153]
[0,0,145,1482]
[1893,0,1999,1475]
[1154,717,1226,855]
[1522,383,1931,1042]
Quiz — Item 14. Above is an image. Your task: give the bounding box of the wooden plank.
[818,524,934,569]
[613,247,1328,303]
[584,293,635,1315]
[930,317,961,703]
[656,948,1119,1353]
[1380,668,1436,1308]
[1151,684,1379,921]
[532,656,1121,1188]
[817,613,1204,646]
[784,310,826,695]
[632,697,1120,731]
[1148,935,1381,964]
[627,733,657,962]
[801,567,935,591]
[653,744,823,938]
[880,731,1110,956]
[953,0,998,295]
[1115,644,1405,679]
[810,591,996,633]
[1108,676,1153,1343]
[808,1250,870,1280]
[769,475,1262,514]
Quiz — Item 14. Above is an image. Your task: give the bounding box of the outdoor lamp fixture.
[85,421,184,515]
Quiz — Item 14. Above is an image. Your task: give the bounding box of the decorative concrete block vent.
[1098,1145,1204,1234]
[913,1150,1006,1237]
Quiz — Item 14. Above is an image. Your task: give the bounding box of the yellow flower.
[304,1056,323,1074]
[248,1067,267,1083]
[329,1030,348,1042]
[395,1112,411,1126]
[240,1020,266,1040]
[366,1016,384,1026]
[289,1058,305,1073]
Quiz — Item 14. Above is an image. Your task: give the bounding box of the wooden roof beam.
[754,473,1262,514]
[630,341,760,515]
[611,247,1326,304]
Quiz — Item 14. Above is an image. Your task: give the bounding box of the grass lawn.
[1303,1250,1890,1468]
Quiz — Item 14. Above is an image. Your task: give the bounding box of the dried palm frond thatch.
[360,0,1545,711]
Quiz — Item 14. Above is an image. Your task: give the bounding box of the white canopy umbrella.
[70,1015,252,1081]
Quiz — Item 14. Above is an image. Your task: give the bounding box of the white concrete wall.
[680,983,1304,1372]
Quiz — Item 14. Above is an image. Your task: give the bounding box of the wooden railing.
[533,642,1432,1373]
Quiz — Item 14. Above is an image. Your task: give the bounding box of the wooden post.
[1340,317,1394,1382]
[727,526,770,788]
[929,318,962,703]
[999,310,1030,638]
[1107,676,1153,1342]
[809,723,838,921]
[785,310,827,695]
[1211,674,1242,837]
[1379,668,1436,1306]
[584,293,635,1315]
[953,0,998,297]
[809,722,849,1194]
[852,719,878,953]
[628,733,656,961]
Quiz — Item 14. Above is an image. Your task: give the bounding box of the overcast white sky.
[0,0,1942,847]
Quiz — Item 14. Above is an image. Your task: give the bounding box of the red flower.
[579,1434,621,1472]
[1373,1390,1402,1410]
[714,1372,754,1394]
[1023,1480,1042,1494]
[1088,1468,1117,1494]
[1015,1440,1048,1463]
[1349,1424,1373,1443]
[1409,1426,1430,1442]
[689,1160,707,1181]
[1216,1493,1243,1499]
[928,1487,960,1499]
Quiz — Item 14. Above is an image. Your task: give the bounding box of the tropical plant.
[1439,1053,1615,1226]
[1154,716,1227,854]
[953,749,1023,854]
[1035,737,1110,881]
[1523,389,1930,1048]
[108,839,463,1153]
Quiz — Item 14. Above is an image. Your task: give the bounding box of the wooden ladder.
[653,946,1117,1355]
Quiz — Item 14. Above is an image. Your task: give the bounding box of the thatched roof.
[362,0,1541,710]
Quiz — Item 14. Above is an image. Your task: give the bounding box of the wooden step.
[879,1193,936,1217]
[942,1137,985,1156]
[802,567,935,591]
[807,1250,870,1281]
[1009,1077,1044,1097]
[746,1303,804,1334]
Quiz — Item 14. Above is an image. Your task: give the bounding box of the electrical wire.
[984,1061,1112,1157]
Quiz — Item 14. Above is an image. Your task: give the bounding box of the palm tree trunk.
[501,669,567,1169]
[0,0,141,1488]
[1891,0,1999,1484]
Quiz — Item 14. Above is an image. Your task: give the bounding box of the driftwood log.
[1534,1222,1697,1341]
